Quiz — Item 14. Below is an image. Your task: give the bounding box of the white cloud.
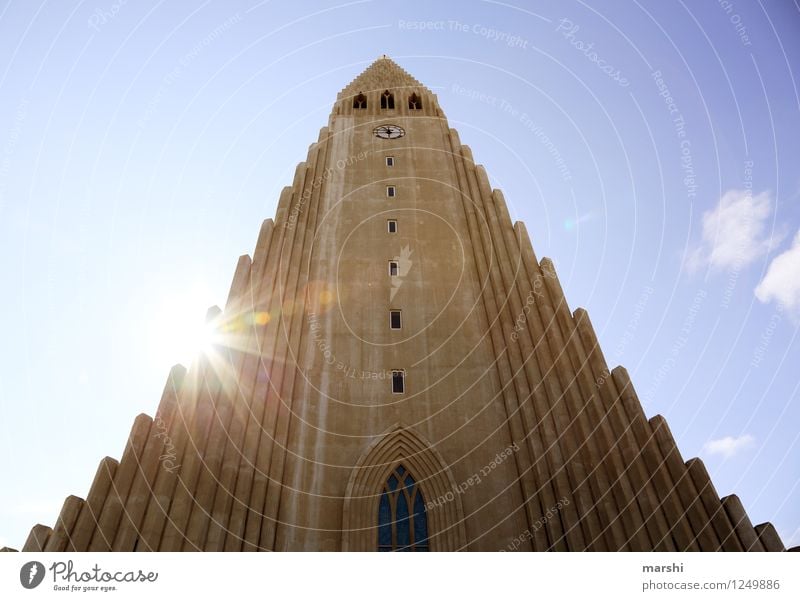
[702,434,756,458]
[755,229,800,316]
[686,189,781,272]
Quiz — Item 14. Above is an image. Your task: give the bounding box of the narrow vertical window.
[377,465,428,551]
[391,370,405,393]
[385,156,394,167]
[390,310,402,329]
[386,186,396,198]
[381,90,395,109]
[387,219,397,233]
[408,93,422,110]
[389,261,399,276]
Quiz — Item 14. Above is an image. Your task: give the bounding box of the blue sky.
[0,0,798,549]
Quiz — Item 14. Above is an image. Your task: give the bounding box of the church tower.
[10,57,787,552]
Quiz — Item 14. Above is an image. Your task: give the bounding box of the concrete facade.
[8,57,787,552]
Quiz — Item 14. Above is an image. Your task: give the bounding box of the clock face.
[374,124,405,139]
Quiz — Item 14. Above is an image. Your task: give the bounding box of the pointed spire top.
[338,56,425,100]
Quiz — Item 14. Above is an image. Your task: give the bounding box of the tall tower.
[11,57,786,552]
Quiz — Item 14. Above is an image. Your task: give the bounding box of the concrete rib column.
[206,220,275,551]
[159,310,228,551]
[263,133,331,551]
[503,220,633,551]
[88,414,152,551]
[67,456,118,551]
[503,218,607,550]
[22,525,52,552]
[453,147,552,550]
[511,220,651,552]
[43,496,84,551]
[649,415,717,550]
[440,131,537,548]
[486,193,624,551]
[514,225,649,551]
[685,458,743,551]
[182,256,253,550]
[568,305,653,550]
[113,365,186,551]
[225,195,298,551]
[755,523,785,551]
[135,365,196,551]
[722,495,765,551]
[447,130,558,551]
[239,174,312,551]
[480,181,612,550]
[576,309,672,551]
[501,222,632,551]
[610,367,677,550]
[463,140,577,551]
[243,156,319,550]
[539,260,682,551]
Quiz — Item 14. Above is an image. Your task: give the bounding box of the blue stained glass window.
[413,490,429,549]
[378,492,392,550]
[396,492,411,548]
[377,464,429,551]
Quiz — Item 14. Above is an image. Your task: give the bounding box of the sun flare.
[146,287,217,368]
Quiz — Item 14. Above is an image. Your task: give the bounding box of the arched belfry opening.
[408,93,422,110]
[380,89,395,109]
[353,92,367,109]
[342,424,467,551]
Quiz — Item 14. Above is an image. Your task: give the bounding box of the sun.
[145,287,217,368]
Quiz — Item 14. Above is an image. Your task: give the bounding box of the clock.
[374,124,405,139]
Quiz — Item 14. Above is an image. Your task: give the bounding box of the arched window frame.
[408,93,422,110]
[342,424,467,551]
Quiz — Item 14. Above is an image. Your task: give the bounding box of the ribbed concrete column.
[68,456,118,551]
[22,525,52,552]
[264,135,331,551]
[649,415,714,550]
[114,366,186,551]
[611,367,676,550]
[447,130,558,551]
[161,322,225,551]
[503,223,633,551]
[136,366,195,550]
[722,495,764,551]
[44,496,84,551]
[685,458,743,551]
[244,154,319,550]
[483,185,614,550]
[88,414,152,551]
[182,257,253,550]
[569,305,653,550]
[225,208,294,551]
[755,522,785,551]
